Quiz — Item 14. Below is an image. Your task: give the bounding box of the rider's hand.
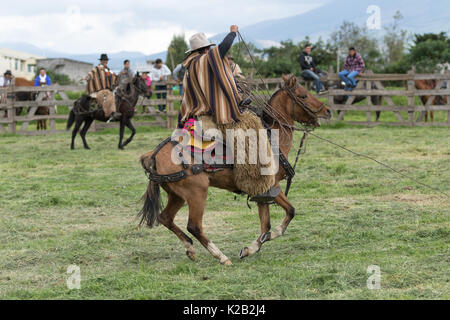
[230,25,238,33]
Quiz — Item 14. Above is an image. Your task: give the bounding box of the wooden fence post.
[407,68,415,126]
[166,82,175,129]
[327,66,335,119]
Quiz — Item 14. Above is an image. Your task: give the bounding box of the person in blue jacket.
[34,68,51,86]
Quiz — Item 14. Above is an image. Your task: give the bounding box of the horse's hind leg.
[158,192,196,260]
[80,118,94,150]
[185,186,232,265]
[239,203,271,259]
[71,120,83,149]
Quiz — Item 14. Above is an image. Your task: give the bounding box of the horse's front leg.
[239,203,271,259]
[118,119,126,149]
[120,118,136,148]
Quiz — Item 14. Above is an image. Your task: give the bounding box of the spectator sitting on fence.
[34,68,51,87]
[339,47,365,91]
[298,44,327,94]
[150,59,171,111]
[119,60,134,86]
[172,63,186,96]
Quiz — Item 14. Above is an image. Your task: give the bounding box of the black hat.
[4,70,12,76]
[99,53,109,61]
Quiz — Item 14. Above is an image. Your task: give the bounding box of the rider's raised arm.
[218,25,238,58]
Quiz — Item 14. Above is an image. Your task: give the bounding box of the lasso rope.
[236,31,449,199]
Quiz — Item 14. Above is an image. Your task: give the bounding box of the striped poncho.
[180,46,243,125]
[86,64,118,95]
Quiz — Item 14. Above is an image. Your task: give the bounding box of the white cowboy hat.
[185,33,215,54]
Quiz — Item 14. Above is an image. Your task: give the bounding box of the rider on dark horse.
[178,25,279,202]
[85,54,121,123]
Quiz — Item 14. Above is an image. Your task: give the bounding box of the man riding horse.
[179,25,279,201]
[85,54,121,122]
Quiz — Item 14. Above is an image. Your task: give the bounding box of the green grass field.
[0,123,449,299]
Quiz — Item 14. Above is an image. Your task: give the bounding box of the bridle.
[282,83,326,121]
[116,77,149,107]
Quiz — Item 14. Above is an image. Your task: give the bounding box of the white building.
[37,58,93,83]
[0,48,45,80]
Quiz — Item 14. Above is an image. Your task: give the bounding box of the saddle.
[74,95,102,115]
[182,116,232,170]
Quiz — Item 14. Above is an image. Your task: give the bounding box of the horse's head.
[133,72,152,98]
[281,74,331,126]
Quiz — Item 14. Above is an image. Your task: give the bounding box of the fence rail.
[0,81,182,135]
[1,69,449,135]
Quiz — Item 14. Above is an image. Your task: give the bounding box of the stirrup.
[250,186,281,203]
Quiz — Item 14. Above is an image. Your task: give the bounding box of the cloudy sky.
[0,0,328,55]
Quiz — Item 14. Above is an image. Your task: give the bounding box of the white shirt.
[150,64,171,82]
[0,76,11,87]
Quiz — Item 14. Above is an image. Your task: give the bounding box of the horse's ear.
[282,74,288,82]
[136,71,140,77]
[290,75,297,87]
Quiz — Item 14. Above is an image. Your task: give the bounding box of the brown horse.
[414,80,448,122]
[13,77,49,130]
[138,75,331,265]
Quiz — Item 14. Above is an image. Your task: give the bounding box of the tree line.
[167,11,450,78]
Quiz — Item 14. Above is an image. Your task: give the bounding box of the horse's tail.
[67,109,76,130]
[138,152,162,228]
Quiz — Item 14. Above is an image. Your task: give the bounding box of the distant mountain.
[210,0,450,46]
[2,0,449,71]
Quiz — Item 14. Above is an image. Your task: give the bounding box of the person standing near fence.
[0,70,13,117]
[34,68,51,87]
[339,47,365,91]
[150,59,171,111]
[119,60,134,85]
[172,63,186,96]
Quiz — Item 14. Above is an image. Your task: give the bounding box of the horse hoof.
[84,147,90,150]
[222,259,232,265]
[186,250,196,261]
[260,232,271,244]
[239,247,249,259]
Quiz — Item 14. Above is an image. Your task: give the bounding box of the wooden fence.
[1,69,449,135]
[247,68,450,127]
[0,81,182,135]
